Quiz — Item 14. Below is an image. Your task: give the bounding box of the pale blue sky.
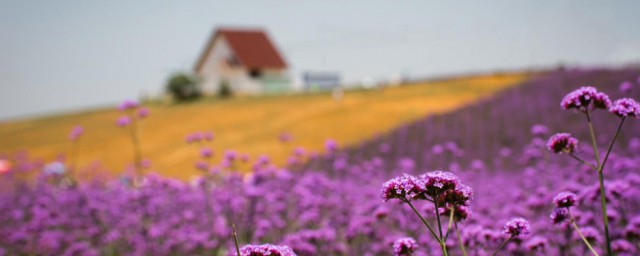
[1,1,639,120]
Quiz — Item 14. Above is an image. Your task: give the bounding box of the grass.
[0,72,531,180]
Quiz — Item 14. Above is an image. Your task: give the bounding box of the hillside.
[307,67,640,172]
[0,73,529,180]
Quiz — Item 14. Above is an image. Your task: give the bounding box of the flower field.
[0,73,527,180]
[2,68,640,255]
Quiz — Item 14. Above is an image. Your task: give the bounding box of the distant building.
[194,28,290,95]
[303,72,341,91]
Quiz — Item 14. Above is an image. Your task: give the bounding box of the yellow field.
[0,73,530,180]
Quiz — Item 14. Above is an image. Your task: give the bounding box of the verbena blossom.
[560,86,611,112]
[203,132,214,141]
[381,174,425,202]
[530,124,548,136]
[118,100,139,111]
[612,239,636,254]
[504,218,530,238]
[325,139,338,153]
[392,237,417,256]
[524,236,548,252]
[200,148,213,158]
[546,133,578,154]
[420,171,460,197]
[550,208,569,224]
[619,81,633,93]
[553,191,578,208]
[68,126,84,141]
[137,108,149,118]
[609,98,640,118]
[116,116,131,127]
[237,244,296,256]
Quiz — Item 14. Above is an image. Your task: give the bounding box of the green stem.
[568,154,597,170]
[455,222,467,256]
[586,111,613,255]
[586,111,601,167]
[232,224,241,256]
[128,113,143,184]
[406,201,442,244]
[600,117,625,169]
[491,236,513,256]
[434,199,444,239]
[569,210,600,256]
[444,206,455,241]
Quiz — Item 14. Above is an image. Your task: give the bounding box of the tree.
[166,73,201,102]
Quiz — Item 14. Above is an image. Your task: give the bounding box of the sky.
[1,1,639,120]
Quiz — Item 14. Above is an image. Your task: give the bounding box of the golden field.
[0,73,530,180]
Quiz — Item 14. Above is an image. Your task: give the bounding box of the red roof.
[195,28,287,71]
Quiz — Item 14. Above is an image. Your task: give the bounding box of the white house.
[194,28,290,95]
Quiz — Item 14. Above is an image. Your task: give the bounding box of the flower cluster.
[392,237,417,256]
[560,86,611,112]
[504,218,531,238]
[115,100,149,127]
[68,126,84,141]
[238,244,297,256]
[381,174,426,202]
[546,133,578,154]
[553,191,578,208]
[609,98,640,118]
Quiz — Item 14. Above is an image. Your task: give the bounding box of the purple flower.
[325,139,338,153]
[200,147,213,158]
[224,150,238,162]
[237,244,297,256]
[612,239,636,254]
[578,226,600,242]
[381,174,426,202]
[530,124,548,136]
[195,161,208,171]
[546,133,578,154]
[116,116,131,127]
[620,81,633,93]
[203,132,214,141]
[561,86,611,112]
[553,191,578,208]
[609,98,640,118]
[392,237,418,256]
[279,133,293,143]
[118,100,139,111]
[68,125,84,141]
[524,236,548,252]
[442,183,473,206]
[137,107,149,118]
[504,217,530,238]
[550,208,569,224]
[420,171,460,197]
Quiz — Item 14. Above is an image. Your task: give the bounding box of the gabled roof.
[194,28,288,72]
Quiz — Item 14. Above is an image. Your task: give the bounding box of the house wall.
[196,36,291,95]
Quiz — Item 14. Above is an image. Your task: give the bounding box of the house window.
[249,69,262,78]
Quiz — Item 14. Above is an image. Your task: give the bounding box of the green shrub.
[166,73,201,102]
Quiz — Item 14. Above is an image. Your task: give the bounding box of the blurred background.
[1,1,639,179]
[2,1,639,119]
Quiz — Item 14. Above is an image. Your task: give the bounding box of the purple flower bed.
[1,68,640,255]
